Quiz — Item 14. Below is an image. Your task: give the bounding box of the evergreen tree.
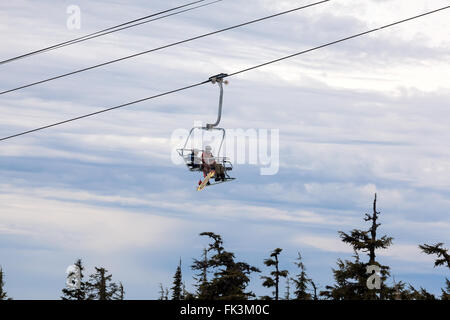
[419,243,450,268]
[192,232,260,300]
[261,248,288,300]
[419,242,449,300]
[171,259,184,300]
[158,283,169,300]
[0,266,11,300]
[320,252,369,300]
[310,280,319,300]
[391,277,402,300]
[320,194,395,300]
[114,282,125,300]
[61,259,88,300]
[386,281,434,300]
[165,287,170,300]
[86,267,119,300]
[284,277,291,300]
[192,248,209,299]
[441,278,450,300]
[291,252,312,300]
[183,282,195,300]
[410,286,437,300]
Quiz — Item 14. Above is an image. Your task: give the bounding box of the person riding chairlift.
[199,145,225,185]
[189,149,201,169]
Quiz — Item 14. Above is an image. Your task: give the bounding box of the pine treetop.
[61,258,87,301]
[171,259,184,300]
[261,248,288,300]
[292,252,312,300]
[192,232,260,300]
[86,267,119,300]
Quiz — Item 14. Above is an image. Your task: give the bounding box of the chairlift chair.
[177,73,235,185]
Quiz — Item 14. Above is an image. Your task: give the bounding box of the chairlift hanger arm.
[207,73,228,129]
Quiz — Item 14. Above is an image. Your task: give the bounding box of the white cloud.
[0,190,192,253]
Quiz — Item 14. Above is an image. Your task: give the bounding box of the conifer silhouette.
[171,259,184,300]
[261,248,288,300]
[86,267,120,300]
[321,194,395,299]
[0,266,11,300]
[292,252,312,300]
[192,232,260,300]
[61,259,88,300]
[192,248,210,299]
[419,242,449,299]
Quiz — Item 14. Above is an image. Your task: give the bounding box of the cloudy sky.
[0,0,449,299]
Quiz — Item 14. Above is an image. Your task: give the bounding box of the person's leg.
[212,164,219,181]
[214,164,225,180]
[203,164,210,178]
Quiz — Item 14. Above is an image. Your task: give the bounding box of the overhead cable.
[0,5,448,143]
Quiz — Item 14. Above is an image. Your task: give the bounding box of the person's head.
[205,145,212,153]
